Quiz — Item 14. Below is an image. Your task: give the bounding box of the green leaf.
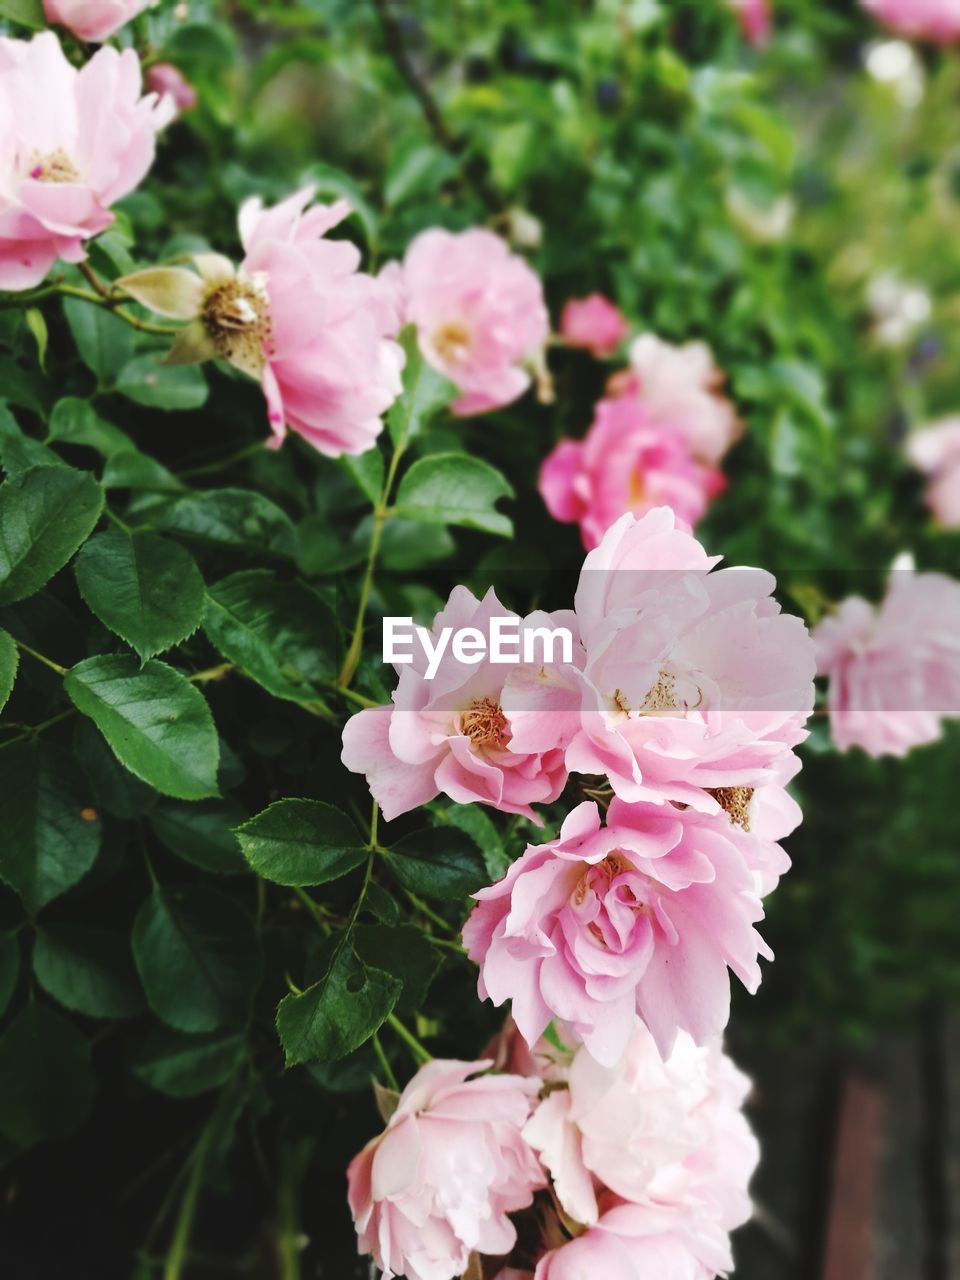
[149,799,249,875]
[202,571,335,705]
[386,828,488,900]
[130,1026,245,1098]
[158,489,297,558]
[72,718,155,820]
[132,885,262,1033]
[235,799,366,887]
[33,924,145,1019]
[24,307,47,370]
[439,804,509,880]
[74,529,205,662]
[354,924,441,1018]
[0,405,61,475]
[63,296,135,381]
[341,447,384,504]
[47,398,131,457]
[0,743,102,915]
[0,1001,95,1146]
[64,655,220,801]
[0,465,104,606]
[388,330,455,451]
[115,356,208,411]
[275,946,401,1066]
[0,626,17,714]
[0,0,45,28]
[0,933,20,1018]
[394,453,514,537]
[101,450,184,493]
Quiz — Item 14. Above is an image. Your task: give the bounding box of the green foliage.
[394,453,515,537]
[235,800,367,886]
[0,466,103,606]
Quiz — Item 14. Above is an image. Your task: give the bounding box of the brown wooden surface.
[821,1075,886,1280]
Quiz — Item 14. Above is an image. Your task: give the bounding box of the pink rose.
[462,797,777,1065]
[728,0,772,45]
[539,395,726,549]
[145,63,197,116]
[533,1201,732,1280]
[347,1059,545,1280]
[402,227,550,416]
[861,0,960,42]
[43,0,148,43]
[905,417,960,528]
[568,509,816,809]
[235,188,404,456]
[619,334,741,466]
[524,1021,758,1238]
[813,569,960,758]
[341,587,583,822]
[560,293,628,358]
[0,33,173,291]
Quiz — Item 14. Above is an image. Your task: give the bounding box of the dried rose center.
[433,320,472,364]
[461,697,508,750]
[28,148,80,184]
[708,785,754,831]
[639,669,679,714]
[201,279,273,375]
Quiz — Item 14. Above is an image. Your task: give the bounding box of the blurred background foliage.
[1,0,959,1275]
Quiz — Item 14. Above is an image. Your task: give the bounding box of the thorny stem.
[372,1032,400,1091]
[163,1088,233,1280]
[0,279,180,336]
[14,640,68,677]
[0,708,75,751]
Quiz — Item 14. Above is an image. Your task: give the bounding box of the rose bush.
[0,2,957,1278]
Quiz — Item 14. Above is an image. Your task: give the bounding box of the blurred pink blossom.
[402,227,549,416]
[568,509,816,809]
[905,417,960,528]
[539,395,725,549]
[814,570,960,758]
[347,1059,544,1280]
[43,0,148,43]
[614,334,741,466]
[525,1021,757,1240]
[862,0,960,42]
[341,587,582,822]
[560,293,628,357]
[237,188,404,456]
[145,63,197,115]
[728,0,772,45]
[462,797,775,1065]
[0,32,172,290]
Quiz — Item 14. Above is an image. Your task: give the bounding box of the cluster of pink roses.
[344,507,816,1277]
[347,1017,759,1280]
[542,324,740,548]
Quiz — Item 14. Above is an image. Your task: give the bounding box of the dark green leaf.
[341,447,384,504]
[275,946,401,1066]
[130,1026,245,1098]
[63,296,135,381]
[47,398,131,457]
[0,1001,95,1146]
[74,529,205,662]
[387,828,488,900]
[132,885,262,1033]
[0,465,104,606]
[33,924,145,1019]
[158,489,296,558]
[235,799,365,886]
[150,799,249,875]
[354,924,441,1018]
[203,571,335,704]
[0,626,17,714]
[115,357,208,411]
[0,933,20,1018]
[64,655,220,801]
[440,804,509,880]
[0,743,102,914]
[0,406,61,475]
[101,450,184,493]
[394,453,514,537]
[388,330,455,451]
[72,718,155,820]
